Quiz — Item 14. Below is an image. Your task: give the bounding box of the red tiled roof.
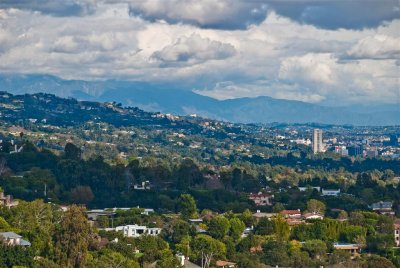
[281,209,301,215]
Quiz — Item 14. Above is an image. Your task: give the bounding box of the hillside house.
[395,219,400,247]
[249,192,273,206]
[0,232,31,246]
[370,201,394,215]
[321,189,341,196]
[110,224,162,238]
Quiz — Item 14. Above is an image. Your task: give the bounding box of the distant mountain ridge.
[0,74,399,126]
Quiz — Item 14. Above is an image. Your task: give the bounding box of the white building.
[0,232,31,246]
[312,129,324,154]
[113,224,162,237]
[321,189,341,196]
[298,186,321,192]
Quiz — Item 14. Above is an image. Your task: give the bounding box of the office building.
[312,129,323,154]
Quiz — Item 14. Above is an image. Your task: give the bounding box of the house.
[0,232,31,246]
[0,191,18,208]
[321,189,341,196]
[133,181,151,190]
[370,201,394,215]
[281,209,302,219]
[249,192,274,206]
[216,260,237,268]
[333,243,361,255]
[112,224,162,237]
[252,210,276,220]
[394,219,400,246]
[298,186,321,192]
[303,212,324,220]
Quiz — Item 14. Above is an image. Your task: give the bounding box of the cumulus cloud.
[151,34,236,66]
[347,35,400,59]
[128,0,268,30]
[279,53,336,85]
[0,3,399,105]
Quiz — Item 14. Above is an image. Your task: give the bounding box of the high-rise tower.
[312,129,323,154]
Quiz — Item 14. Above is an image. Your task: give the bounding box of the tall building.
[312,129,323,154]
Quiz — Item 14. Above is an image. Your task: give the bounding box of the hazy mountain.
[0,74,399,125]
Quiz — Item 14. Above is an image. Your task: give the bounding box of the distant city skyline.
[0,0,399,105]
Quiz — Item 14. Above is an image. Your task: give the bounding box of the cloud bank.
[0,1,399,105]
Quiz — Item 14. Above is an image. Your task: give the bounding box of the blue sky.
[0,0,399,105]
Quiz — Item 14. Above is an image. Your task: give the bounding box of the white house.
[0,232,31,246]
[133,181,151,190]
[321,189,341,196]
[298,186,321,192]
[303,212,324,220]
[112,224,162,238]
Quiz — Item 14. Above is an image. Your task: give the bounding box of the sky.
[0,0,399,105]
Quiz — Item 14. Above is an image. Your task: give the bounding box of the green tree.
[229,218,245,241]
[191,235,226,268]
[156,249,183,268]
[88,250,139,268]
[54,205,91,268]
[272,203,285,213]
[255,218,274,235]
[208,216,230,240]
[302,239,327,260]
[306,199,326,215]
[273,214,290,241]
[172,220,190,243]
[64,143,82,160]
[262,240,290,267]
[177,194,198,220]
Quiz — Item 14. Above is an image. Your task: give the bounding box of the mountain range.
[0,74,399,126]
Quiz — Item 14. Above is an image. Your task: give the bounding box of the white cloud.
[347,34,400,59]
[151,34,236,66]
[0,4,399,105]
[279,53,336,85]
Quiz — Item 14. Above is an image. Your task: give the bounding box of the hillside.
[1,74,399,125]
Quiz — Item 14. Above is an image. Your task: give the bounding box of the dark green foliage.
[0,245,35,268]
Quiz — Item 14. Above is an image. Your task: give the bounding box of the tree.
[156,249,183,268]
[177,194,198,220]
[262,240,290,267]
[229,218,245,240]
[255,218,274,235]
[64,143,82,160]
[208,216,230,240]
[329,250,351,265]
[0,216,10,231]
[191,235,226,268]
[306,199,326,215]
[69,186,94,205]
[54,205,91,268]
[172,220,190,243]
[89,250,139,268]
[273,214,290,241]
[272,203,285,213]
[10,200,58,255]
[337,210,348,220]
[302,239,327,260]
[290,250,313,268]
[364,255,396,268]
[240,209,254,227]
[176,235,191,258]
